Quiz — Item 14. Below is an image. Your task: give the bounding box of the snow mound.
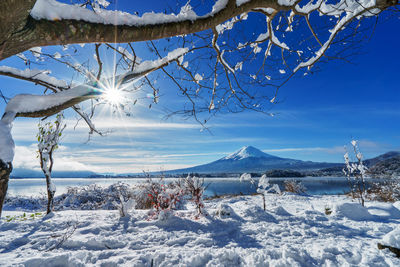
[367,203,400,220]
[393,201,400,211]
[271,206,292,216]
[333,203,374,221]
[381,227,400,249]
[241,205,277,222]
[24,255,82,267]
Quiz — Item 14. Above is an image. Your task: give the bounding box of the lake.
[7,177,371,198]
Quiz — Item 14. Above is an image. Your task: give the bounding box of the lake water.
[7,177,370,198]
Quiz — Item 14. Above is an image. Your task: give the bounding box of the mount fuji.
[168,146,339,174]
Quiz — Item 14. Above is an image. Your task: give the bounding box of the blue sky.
[0,1,399,174]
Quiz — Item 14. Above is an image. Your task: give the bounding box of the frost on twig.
[239,173,281,210]
[343,140,368,206]
[37,113,66,214]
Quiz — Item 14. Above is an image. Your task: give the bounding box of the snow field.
[1,194,400,266]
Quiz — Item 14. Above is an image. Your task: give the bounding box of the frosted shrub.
[240,173,281,210]
[182,175,206,217]
[343,140,368,206]
[284,180,307,194]
[56,183,135,210]
[144,178,185,218]
[113,183,136,217]
[215,203,234,219]
[4,195,46,211]
[367,179,400,202]
[131,187,153,210]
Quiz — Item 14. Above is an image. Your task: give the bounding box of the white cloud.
[262,146,345,154]
[67,117,200,130]
[13,145,39,170]
[13,145,104,172]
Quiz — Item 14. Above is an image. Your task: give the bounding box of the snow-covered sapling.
[239,173,281,210]
[343,140,368,207]
[113,183,136,217]
[37,113,66,214]
[182,175,206,217]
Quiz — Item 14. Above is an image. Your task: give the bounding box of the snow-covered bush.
[284,180,307,194]
[343,140,368,206]
[130,187,153,210]
[143,178,185,218]
[140,175,207,219]
[55,183,135,210]
[215,203,234,219]
[239,173,281,210]
[113,183,137,217]
[367,179,400,203]
[4,195,46,211]
[181,175,206,217]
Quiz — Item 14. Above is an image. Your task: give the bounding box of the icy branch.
[31,0,228,26]
[0,66,69,90]
[117,47,189,84]
[5,85,101,118]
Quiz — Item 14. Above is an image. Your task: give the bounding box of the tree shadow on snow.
[142,212,264,249]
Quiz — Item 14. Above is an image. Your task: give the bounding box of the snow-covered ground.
[1,194,400,266]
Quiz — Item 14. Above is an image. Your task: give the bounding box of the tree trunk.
[0,160,12,218]
[45,174,55,214]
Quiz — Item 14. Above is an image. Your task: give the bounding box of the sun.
[101,85,125,106]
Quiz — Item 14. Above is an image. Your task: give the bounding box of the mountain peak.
[224,146,273,160]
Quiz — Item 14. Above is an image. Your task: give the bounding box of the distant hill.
[368,153,400,177]
[166,146,340,174]
[364,151,400,167]
[314,151,400,177]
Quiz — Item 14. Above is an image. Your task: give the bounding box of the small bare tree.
[182,175,206,217]
[343,140,368,206]
[37,113,66,214]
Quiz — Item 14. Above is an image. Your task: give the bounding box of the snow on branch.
[0,66,69,90]
[192,0,397,110]
[5,85,100,119]
[293,0,383,73]
[31,0,227,26]
[117,47,189,84]
[1,45,188,120]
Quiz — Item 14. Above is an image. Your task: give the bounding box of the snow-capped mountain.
[223,146,276,160]
[168,146,339,174]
